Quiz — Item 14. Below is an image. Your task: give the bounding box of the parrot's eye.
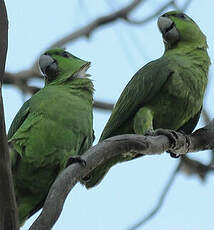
[62,52,70,58]
[176,13,187,19]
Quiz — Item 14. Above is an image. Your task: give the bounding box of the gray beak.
[158,16,174,34]
[39,54,55,74]
[158,16,179,46]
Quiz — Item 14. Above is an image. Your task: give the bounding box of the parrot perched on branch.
[8,48,94,225]
[82,11,210,189]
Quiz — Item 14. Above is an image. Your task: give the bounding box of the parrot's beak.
[39,54,57,75]
[158,15,179,46]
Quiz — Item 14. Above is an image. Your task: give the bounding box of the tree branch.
[180,0,193,11]
[126,0,175,24]
[126,0,193,25]
[48,0,144,49]
[3,71,41,94]
[93,100,114,111]
[3,0,182,113]
[180,155,214,181]
[128,152,214,230]
[127,162,181,230]
[2,0,193,113]
[0,1,18,229]
[202,108,211,125]
[29,121,214,230]
[3,73,114,111]
[4,0,144,83]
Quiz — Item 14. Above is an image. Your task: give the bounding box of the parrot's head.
[39,48,91,84]
[158,11,207,50]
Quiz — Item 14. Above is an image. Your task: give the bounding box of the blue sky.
[3,0,214,229]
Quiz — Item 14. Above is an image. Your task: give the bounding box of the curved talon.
[144,130,155,136]
[178,130,191,152]
[184,135,191,151]
[168,151,180,158]
[149,128,182,159]
[66,156,86,167]
[151,128,178,149]
[82,174,91,182]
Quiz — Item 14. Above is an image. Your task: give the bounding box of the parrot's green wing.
[8,99,30,168]
[100,57,173,141]
[8,99,30,140]
[178,107,202,134]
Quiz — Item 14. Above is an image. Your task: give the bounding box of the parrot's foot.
[167,130,191,158]
[179,130,191,152]
[66,156,86,167]
[168,150,180,158]
[144,129,155,136]
[81,174,91,182]
[145,128,181,158]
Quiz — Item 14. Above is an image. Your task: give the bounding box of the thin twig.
[93,100,114,111]
[3,0,179,114]
[180,155,214,181]
[201,108,214,164]
[3,74,114,111]
[202,108,211,125]
[126,1,174,24]
[4,0,160,85]
[49,0,144,48]
[127,162,181,230]
[180,0,193,12]
[126,0,193,25]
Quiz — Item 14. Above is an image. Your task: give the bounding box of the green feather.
[82,11,210,189]
[9,48,94,225]
[8,99,30,140]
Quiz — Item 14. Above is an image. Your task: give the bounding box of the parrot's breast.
[150,61,207,130]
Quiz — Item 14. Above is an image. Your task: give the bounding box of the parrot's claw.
[146,128,181,158]
[82,174,91,182]
[146,128,179,147]
[179,130,191,151]
[66,156,86,167]
[144,130,155,136]
[168,151,180,158]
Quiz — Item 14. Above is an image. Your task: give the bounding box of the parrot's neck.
[164,42,210,74]
[66,78,94,96]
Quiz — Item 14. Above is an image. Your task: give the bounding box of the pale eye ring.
[62,52,70,58]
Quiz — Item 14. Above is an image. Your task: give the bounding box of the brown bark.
[0,1,18,229]
[30,121,214,229]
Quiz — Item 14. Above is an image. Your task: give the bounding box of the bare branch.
[180,0,193,12]
[0,1,19,229]
[30,122,214,229]
[4,0,144,77]
[180,155,214,181]
[3,72,41,94]
[3,73,114,111]
[167,0,193,12]
[126,1,174,24]
[202,108,211,125]
[128,153,214,230]
[126,0,193,25]
[127,162,181,230]
[4,0,179,113]
[127,118,214,230]
[49,0,144,48]
[93,100,114,111]
[201,108,214,164]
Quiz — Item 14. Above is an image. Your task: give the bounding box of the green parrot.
[8,48,94,225]
[82,11,210,189]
